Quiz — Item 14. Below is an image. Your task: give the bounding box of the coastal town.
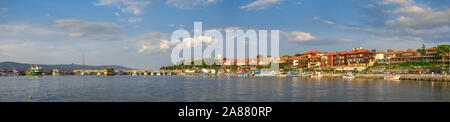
[1,44,449,81]
[160,44,450,81]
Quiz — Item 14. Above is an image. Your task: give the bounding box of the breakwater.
[356,74,450,82]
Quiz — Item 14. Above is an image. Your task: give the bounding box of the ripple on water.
[0,76,449,102]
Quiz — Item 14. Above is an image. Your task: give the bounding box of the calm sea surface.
[0,75,449,102]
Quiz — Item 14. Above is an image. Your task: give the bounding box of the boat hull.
[26,72,43,76]
[384,75,400,80]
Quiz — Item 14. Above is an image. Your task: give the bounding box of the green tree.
[436,44,450,69]
[282,55,291,58]
[417,43,426,56]
[294,53,302,56]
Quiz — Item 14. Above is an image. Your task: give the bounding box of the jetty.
[72,69,183,76]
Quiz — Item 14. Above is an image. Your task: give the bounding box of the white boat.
[131,72,138,76]
[311,72,322,78]
[257,69,278,77]
[384,74,401,80]
[52,69,64,76]
[276,72,288,77]
[342,73,355,78]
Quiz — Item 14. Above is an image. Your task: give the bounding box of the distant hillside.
[0,61,132,70]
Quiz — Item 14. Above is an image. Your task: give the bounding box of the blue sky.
[0,0,449,69]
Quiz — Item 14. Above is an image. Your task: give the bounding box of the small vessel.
[384,74,401,80]
[311,72,322,78]
[131,72,138,76]
[52,69,64,76]
[342,73,355,78]
[257,69,278,77]
[276,72,288,77]
[6,69,20,76]
[289,72,299,75]
[103,67,116,76]
[25,64,43,76]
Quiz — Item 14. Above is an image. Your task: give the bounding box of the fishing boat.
[25,64,43,76]
[384,74,401,80]
[103,67,116,76]
[342,73,355,78]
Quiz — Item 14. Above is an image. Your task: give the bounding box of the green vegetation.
[416,43,426,56]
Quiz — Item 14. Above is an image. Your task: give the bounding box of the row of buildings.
[180,46,448,71]
[284,47,448,71]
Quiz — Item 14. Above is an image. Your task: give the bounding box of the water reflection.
[0,76,449,102]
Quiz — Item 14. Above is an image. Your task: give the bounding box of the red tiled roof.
[387,51,404,54]
[339,51,348,55]
[376,51,386,54]
[310,55,321,59]
[345,49,375,54]
[303,50,323,55]
[325,52,338,56]
[279,56,288,61]
[427,47,436,51]
[288,56,303,60]
[406,49,416,53]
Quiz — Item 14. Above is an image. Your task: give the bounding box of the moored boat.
[103,67,116,76]
[25,64,43,76]
[311,72,322,78]
[342,73,355,78]
[276,72,288,77]
[52,69,64,76]
[384,74,401,80]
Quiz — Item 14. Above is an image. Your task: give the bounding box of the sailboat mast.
[82,52,85,72]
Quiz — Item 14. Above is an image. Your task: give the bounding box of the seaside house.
[320,52,337,69]
[390,49,420,64]
[334,48,375,71]
[375,51,388,64]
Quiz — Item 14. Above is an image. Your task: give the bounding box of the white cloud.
[382,0,450,29]
[361,36,425,50]
[313,16,335,25]
[128,17,142,23]
[166,0,221,9]
[240,0,282,10]
[135,31,220,54]
[281,31,317,41]
[168,24,175,27]
[54,19,124,41]
[94,0,152,15]
[381,0,414,6]
[135,32,172,54]
[0,8,7,14]
[0,8,8,18]
[0,24,61,37]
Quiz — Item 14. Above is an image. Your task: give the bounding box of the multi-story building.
[389,49,420,64]
[375,51,388,64]
[320,52,337,69]
[333,48,375,71]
